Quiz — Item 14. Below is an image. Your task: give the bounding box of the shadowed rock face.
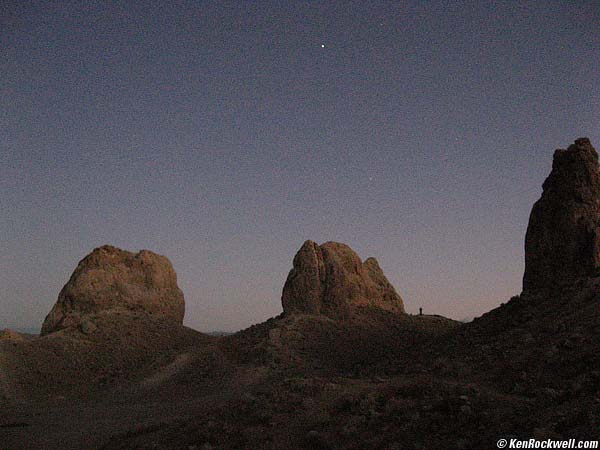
[41,245,185,335]
[523,138,600,292]
[281,240,404,316]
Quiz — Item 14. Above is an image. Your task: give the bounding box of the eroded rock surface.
[523,138,600,292]
[281,240,404,316]
[41,245,184,335]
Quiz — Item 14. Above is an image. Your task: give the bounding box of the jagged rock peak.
[281,240,405,316]
[542,138,600,201]
[523,138,600,292]
[41,245,185,335]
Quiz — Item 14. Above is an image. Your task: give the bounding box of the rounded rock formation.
[523,138,600,292]
[41,245,185,335]
[281,240,405,316]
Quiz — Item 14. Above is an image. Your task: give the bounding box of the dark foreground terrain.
[1,291,599,450]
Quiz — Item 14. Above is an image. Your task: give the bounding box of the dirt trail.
[139,352,194,388]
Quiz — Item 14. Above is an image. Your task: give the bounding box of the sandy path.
[139,352,194,388]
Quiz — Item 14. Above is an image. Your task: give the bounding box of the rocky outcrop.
[523,138,600,292]
[0,329,25,342]
[41,245,185,335]
[281,241,404,316]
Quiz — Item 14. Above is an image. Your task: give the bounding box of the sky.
[1,1,599,333]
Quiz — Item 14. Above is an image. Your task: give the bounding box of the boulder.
[41,245,185,335]
[523,138,600,292]
[281,240,404,316]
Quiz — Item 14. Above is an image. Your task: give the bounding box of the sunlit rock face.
[41,245,185,335]
[281,240,405,316]
[523,138,600,292]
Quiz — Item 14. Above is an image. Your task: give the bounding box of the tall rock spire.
[523,138,600,292]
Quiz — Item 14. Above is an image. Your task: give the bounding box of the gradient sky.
[2,1,599,332]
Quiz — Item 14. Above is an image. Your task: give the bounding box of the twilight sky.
[1,1,599,332]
